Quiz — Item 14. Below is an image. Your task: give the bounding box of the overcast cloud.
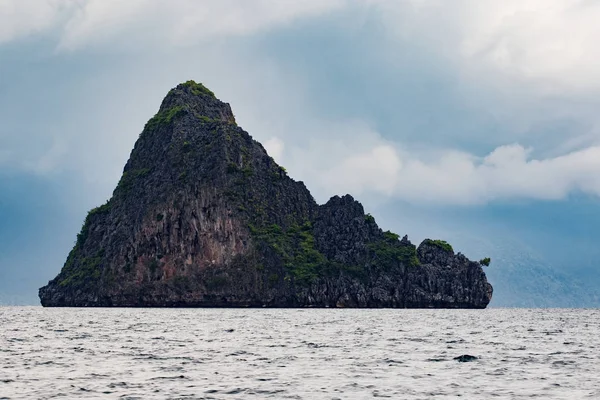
[2,0,600,206]
[4,0,600,304]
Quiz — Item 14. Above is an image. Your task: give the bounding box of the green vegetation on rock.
[76,201,111,249]
[368,236,420,268]
[479,257,491,267]
[90,201,111,216]
[424,239,454,253]
[249,222,328,284]
[182,80,215,97]
[197,115,217,123]
[58,202,112,287]
[249,221,419,283]
[383,231,400,241]
[59,250,104,287]
[241,166,254,177]
[144,106,187,132]
[117,168,150,193]
[227,162,253,177]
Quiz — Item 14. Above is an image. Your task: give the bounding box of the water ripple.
[1,307,599,399]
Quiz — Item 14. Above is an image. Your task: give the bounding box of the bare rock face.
[39,81,493,308]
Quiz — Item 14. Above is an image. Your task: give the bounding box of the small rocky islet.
[39,81,493,308]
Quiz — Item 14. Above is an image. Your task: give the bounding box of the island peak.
[39,81,493,308]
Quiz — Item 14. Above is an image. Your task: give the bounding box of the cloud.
[320,145,401,197]
[0,134,68,177]
[0,149,9,164]
[295,140,600,205]
[0,0,345,49]
[361,0,600,95]
[263,137,285,163]
[61,0,344,50]
[4,0,600,208]
[23,138,69,175]
[0,0,70,44]
[5,1,600,95]
[456,0,600,94]
[4,0,600,307]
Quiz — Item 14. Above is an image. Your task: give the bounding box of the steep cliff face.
[39,81,493,308]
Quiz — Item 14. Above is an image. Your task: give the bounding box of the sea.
[1,307,599,399]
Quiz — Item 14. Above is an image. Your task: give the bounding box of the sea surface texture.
[1,308,598,399]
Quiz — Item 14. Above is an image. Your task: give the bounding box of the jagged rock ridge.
[39,81,493,308]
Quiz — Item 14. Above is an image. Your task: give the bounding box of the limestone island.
[39,81,493,308]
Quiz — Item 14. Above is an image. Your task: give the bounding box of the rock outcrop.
[39,81,493,308]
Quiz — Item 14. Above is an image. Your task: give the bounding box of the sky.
[1,0,600,305]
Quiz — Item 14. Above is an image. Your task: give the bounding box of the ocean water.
[1,308,599,399]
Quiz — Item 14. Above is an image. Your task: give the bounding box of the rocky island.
[39,81,493,308]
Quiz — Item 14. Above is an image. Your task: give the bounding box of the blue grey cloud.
[1,0,600,304]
